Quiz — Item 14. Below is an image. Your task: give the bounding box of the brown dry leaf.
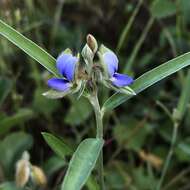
[139,150,163,169]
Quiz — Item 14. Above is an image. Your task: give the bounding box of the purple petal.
[47,78,71,91]
[111,73,134,87]
[56,53,70,75]
[56,53,78,81]
[103,52,118,77]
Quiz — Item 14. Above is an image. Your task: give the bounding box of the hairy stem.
[88,93,105,190]
[156,123,178,190]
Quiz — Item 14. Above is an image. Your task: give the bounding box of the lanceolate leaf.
[42,132,73,159]
[102,52,190,114]
[0,19,59,77]
[61,138,104,190]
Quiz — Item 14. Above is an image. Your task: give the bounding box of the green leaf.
[151,0,176,19]
[0,182,21,190]
[61,138,104,190]
[175,137,190,162]
[132,167,158,190]
[179,0,190,22]
[0,78,12,107]
[43,156,66,177]
[86,176,100,190]
[114,121,152,151]
[0,19,59,77]
[0,132,33,177]
[42,132,73,159]
[0,108,33,136]
[65,97,92,126]
[173,70,190,122]
[33,88,59,115]
[102,52,190,113]
[106,161,131,189]
[116,0,143,52]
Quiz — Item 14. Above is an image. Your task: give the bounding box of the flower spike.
[45,35,135,99]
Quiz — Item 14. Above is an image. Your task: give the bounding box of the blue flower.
[103,51,134,87]
[47,53,78,91]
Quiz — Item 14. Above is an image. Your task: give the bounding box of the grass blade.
[123,17,154,73]
[116,0,143,52]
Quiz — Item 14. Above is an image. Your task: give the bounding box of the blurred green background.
[1,0,190,189]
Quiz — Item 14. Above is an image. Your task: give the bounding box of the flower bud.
[63,48,72,55]
[31,165,47,187]
[15,155,30,188]
[82,44,93,61]
[14,9,21,23]
[172,108,181,124]
[99,44,112,54]
[86,34,98,54]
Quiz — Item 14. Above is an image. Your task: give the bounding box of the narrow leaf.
[0,19,59,76]
[102,52,190,113]
[61,138,104,190]
[174,70,190,122]
[42,132,73,158]
[116,0,143,52]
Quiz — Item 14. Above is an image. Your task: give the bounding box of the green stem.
[89,93,103,138]
[98,150,104,190]
[88,93,105,190]
[116,0,143,53]
[163,166,190,190]
[124,16,154,73]
[156,123,178,190]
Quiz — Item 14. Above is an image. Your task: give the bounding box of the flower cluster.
[15,152,47,188]
[44,34,135,98]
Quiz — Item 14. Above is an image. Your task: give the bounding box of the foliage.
[0,0,190,189]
